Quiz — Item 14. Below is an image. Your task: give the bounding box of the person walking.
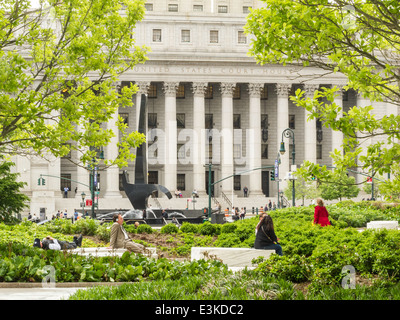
[313,198,331,226]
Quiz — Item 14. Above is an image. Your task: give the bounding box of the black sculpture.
[122,93,172,209]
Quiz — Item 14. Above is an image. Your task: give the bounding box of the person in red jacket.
[314,198,331,226]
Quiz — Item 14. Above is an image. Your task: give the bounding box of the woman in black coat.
[254,214,283,256]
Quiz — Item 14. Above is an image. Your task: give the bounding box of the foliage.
[245,0,400,195]
[160,223,179,234]
[0,0,148,166]
[318,172,360,201]
[0,158,29,222]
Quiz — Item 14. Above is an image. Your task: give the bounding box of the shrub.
[221,223,237,234]
[199,222,220,236]
[180,222,199,234]
[136,224,153,234]
[161,223,179,234]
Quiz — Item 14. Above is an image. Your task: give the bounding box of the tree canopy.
[0,0,148,167]
[246,0,400,197]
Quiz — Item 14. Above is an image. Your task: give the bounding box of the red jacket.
[314,205,331,226]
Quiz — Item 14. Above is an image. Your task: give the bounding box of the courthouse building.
[15,0,396,216]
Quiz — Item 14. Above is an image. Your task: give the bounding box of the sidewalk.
[0,282,124,300]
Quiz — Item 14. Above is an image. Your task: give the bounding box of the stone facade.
[13,0,398,216]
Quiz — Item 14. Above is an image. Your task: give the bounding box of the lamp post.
[280,128,296,207]
[81,192,86,216]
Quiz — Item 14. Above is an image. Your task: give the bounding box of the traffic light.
[42,178,46,185]
[270,171,275,181]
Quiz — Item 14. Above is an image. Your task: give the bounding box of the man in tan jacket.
[108,213,146,253]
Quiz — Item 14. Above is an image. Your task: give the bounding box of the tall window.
[238,31,247,44]
[181,30,190,43]
[205,85,213,99]
[148,113,157,128]
[176,113,185,128]
[233,114,241,129]
[289,115,295,129]
[177,174,185,190]
[176,84,185,98]
[148,84,157,98]
[152,29,162,42]
[210,30,219,43]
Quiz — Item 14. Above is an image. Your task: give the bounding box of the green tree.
[246,0,400,191]
[283,176,320,205]
[0,158,29,223]
[319,172,360,201]
[0,0,148,167]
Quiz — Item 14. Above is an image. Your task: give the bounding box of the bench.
[70,247,158,258]
[191,247,275,270]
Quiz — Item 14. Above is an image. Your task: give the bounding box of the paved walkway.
[0,283,124,300]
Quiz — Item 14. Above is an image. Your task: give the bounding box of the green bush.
[221,223,237,234]
[199,221,220,236]
[136,224,153,234]
[161,223,179,234]
[180,222,199,234]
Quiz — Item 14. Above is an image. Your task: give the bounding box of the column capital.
[192,82,208,96]
[332,83,346,98]
[163,82,179,96]
[248,83,264,98]
[303,83,319,98]
[220,82,236,97]
[275,83,291,98]
[136,81,151,95]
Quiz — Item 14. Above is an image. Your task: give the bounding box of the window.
[145,3,153,11]
[289,115,295,129]
[207,143,213,159]
[210,30,219,43]
[261,144,268,159]
[243,6,251,14]
[234,144,242,159]
[177,144,186,160]
[261,85,268,100]
[181,30,190,43]
[261,114,268,129]
[317,144,322,159]
[176,84,185,98]
[177,174,185,191]
[238,31,247,44]
[205,85,213,99]
[148,113,157,128]
[193,5,203,11]
[218,5,228,13]
[233,86,241,99]
[234,175,241,191]
[148,84,157,98]
[205,114,213,129]
[119,113,129,126]
[152,29,162,42]
[177,113,185,128]
[168,4,178,12]
[233,114,241,129]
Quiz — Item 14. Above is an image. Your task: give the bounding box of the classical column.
[104,104,122,198]
[332,84,345,156]
[275,83,291,189]
[75,125,91,199]
[304,84,319,165]
[247,83,264,196]
[220,82,236,196]
[356,91,372,184]
[163,82,179,194]
[192,82,207,196]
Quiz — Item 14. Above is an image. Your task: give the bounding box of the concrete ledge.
[69,247,157,258]
[366,220,399,230]
[191,247,275,268]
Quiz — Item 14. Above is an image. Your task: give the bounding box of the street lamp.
[280,128,296,207]
[81,192,86,217]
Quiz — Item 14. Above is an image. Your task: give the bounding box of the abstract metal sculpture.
[122,94,172,209]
